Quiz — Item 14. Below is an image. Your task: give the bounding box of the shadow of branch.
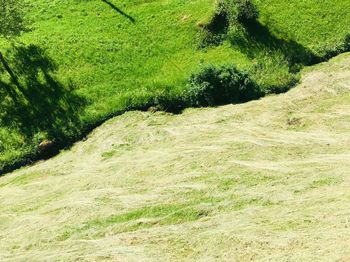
[101,0,135,23]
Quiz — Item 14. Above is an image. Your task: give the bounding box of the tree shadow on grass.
[201,1,320,72]
[229,19,320,71]
[0,44,85,145]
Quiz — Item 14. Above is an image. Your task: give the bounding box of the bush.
[345,34,350,51]
[216,0,258,24]
[200,0,259,48]
[236,0,259,24]
[184,65,262,107]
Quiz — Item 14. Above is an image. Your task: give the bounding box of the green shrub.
[216,0,258,24]
[201,0,259,47]
[184,65,262,107]
[344,34,350,51]
[236,0,259,24]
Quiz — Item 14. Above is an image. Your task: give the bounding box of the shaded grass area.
[0,45,84,136]
[0,44,85,173]
[0,0,349,174]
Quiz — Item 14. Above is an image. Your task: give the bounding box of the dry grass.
[1,53,350,261]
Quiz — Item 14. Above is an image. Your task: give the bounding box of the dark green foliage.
[200,0,258,47]
[235,0,259,24]
[345,35,350,51]
[185,65,261,107]
[0,0,26,37]
[211,0,259,29]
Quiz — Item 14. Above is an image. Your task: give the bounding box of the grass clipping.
[0,52,350,261]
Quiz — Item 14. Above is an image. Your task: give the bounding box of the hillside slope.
[1,53,350,261]
[1,0,349,173]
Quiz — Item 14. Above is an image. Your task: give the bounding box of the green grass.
[255,0,350,57]
[58,203,208,240]
[0,0,349,173]
[57,186,269,241]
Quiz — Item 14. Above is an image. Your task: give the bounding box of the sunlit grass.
[0,0,349,173]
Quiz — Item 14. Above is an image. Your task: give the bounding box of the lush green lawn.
[0,0,349,173]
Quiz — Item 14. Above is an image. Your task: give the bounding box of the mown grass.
[0,0,349,173]
[57,190,271,241]
[57,203,208,240]
[1,53,350,260]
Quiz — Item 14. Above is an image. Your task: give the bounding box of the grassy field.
[0,0,349,173]
[1,52,350,261]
